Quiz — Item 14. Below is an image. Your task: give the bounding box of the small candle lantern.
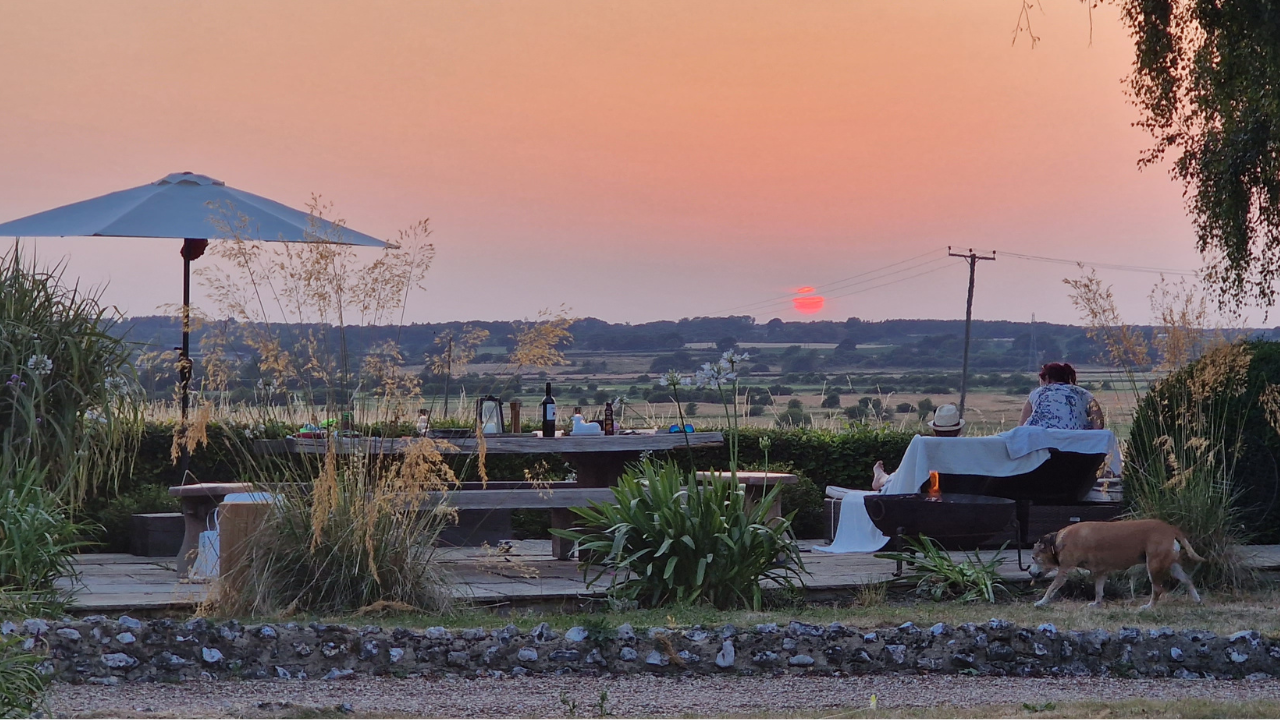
[476,395,505,435]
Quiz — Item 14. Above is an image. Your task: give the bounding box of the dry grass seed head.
[1189,342,1252,400]
[169,402,213,466]
[1064,269,1150,369]
[509,306,574,369]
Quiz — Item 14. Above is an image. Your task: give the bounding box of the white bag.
[190,530,219,580]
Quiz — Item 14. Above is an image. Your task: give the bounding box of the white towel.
[1001,426,1123,477]
[814,428,1123,554]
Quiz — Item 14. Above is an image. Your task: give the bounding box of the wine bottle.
[603,401,615,435]
[540,383,557,438]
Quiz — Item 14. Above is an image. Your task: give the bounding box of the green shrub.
[916,398,935,420]
[552,460,805,609]
[779,475,824,539]
[84,484,179,554]
[775,399,811,427]
[683,426,915,495]
[0,452,88,605]
[0,636,47,718]
[1129,341,1280,544]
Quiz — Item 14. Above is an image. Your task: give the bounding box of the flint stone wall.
[6,617,1280,685]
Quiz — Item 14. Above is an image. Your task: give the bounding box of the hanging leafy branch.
[1122,0,1280,310]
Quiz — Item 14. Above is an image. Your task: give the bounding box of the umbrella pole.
[178,255,192,483]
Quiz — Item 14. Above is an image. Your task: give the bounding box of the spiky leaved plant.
[552,459,805,610]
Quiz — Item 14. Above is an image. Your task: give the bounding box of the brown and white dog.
[1029,519,1205,610]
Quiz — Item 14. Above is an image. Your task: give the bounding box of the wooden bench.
[421,488,617,560]
[694,471,798,523]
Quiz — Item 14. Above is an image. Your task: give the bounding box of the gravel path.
[48,675,1280,718]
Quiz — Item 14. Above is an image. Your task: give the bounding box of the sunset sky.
[0,1,1222,327]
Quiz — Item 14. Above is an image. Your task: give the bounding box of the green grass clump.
[877,536,1010,603]
[553,459,805,610]
[0,635,47,718]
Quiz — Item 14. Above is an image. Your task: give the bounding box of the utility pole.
[948,247,996,419]
[1029,313,1037,372]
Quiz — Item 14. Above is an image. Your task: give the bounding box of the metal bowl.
[863,492,1015,548]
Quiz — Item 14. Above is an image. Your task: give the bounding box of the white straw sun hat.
[928,404,965,431]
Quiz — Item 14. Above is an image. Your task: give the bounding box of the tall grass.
[212,441,458,615]
[0,245,141,503]
[0,452,90,599]
[0,245,140,613]
[0,635,47,718]
[1067,271,1253,590]
[1127,343,1257,591]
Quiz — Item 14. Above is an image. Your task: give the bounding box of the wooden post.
[217,499,271,598]
[509,400,521,434]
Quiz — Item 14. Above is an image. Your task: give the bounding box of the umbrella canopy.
[0,172,395,493]
[0,171,390,247]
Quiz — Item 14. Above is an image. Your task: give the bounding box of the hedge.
[1129,340,1280,544]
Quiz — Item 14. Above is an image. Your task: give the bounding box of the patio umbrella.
[0,171,393,481]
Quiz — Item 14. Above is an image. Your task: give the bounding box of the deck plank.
[63,543,1280,613]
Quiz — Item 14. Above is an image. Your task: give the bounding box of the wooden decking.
[60,543,1280,613]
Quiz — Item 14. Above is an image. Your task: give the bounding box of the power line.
[822,260,955,302]
[996,250,1197,276]
[713,246,947,315]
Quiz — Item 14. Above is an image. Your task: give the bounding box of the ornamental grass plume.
[508,306,573,369]
[215,439,459,616]
[1074,270,1256,591]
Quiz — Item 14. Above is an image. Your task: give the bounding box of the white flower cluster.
[242,423,268,440]
[104,374,133,396]
[660,351,750,390]
[693,350,750,389]
[26,354,53,376]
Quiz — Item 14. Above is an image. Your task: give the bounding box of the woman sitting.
[1019,362,1105,430]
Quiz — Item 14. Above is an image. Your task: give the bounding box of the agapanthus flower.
[27,354,52,376]
[104,374,132,395]
[659,369,686,389]
[5,373,26,389]
[695,361,735,389]
[722,350,750,365]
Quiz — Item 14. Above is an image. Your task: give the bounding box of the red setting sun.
[793,295,825,314]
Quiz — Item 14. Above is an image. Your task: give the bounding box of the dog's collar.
[1048,532,1061,565]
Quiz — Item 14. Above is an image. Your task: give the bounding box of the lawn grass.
[247,696,1280,712]
[250,582,1280,637]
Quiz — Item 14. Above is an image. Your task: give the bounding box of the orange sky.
[0,1,1218,326]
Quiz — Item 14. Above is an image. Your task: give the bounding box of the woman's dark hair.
[1039,362,1076,385]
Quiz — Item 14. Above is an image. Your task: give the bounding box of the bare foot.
[872,461,888,491]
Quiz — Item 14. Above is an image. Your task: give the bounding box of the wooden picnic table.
[167,482,253,579]
[252,432,726,560]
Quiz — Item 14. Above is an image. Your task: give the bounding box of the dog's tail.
[1175,532,1206,563]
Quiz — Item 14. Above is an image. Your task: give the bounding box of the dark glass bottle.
[603,401,615,435]
[540,383,557,438]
